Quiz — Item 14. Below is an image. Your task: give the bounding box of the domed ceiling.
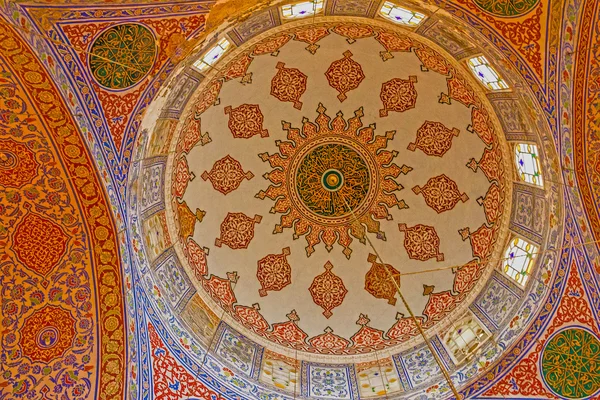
[167,19,511,359]
[1,0,600,399]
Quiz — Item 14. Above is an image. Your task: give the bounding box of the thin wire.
[340,194,462,399]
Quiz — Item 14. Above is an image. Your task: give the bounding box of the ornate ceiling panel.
[0,0,599,399]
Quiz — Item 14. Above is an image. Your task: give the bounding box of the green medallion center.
[296,143,370,218]
[322,169,344,191]
[541,328,600,399]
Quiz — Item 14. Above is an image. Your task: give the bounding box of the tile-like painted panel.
[510,182,546,244]
[153,249,195,311]
[471,270,521,331]
[302,362,359,399]
[140,156,166,218]
[213,322,264,378]
[325,0,380,17]
[229,9,281,46]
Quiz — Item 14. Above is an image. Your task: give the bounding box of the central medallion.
[296,143,369,217]
[257,104,410,258]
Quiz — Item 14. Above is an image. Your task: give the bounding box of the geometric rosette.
[408,121,460,157]
[257,247,292,297]
[309,261,347,318]
[0,138,39,188]
[412,174,469,213]
[202,155,254,195]
[19,305,76,363]
[364,253,401,305]
[398,223,444,261]
[12,212,69,276]
[379,76,418,117]
[215,212,262,249]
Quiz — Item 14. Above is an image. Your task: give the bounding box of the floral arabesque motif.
[201,155,254,195]
[309,261,348,318]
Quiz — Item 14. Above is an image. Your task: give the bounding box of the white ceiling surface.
[183,33,494,342]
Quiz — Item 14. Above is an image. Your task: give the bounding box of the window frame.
[514,142,544,188]
[466,55,509,91]
[378,1,426,26]
[280,0,324,19]
[442,313,490,364]
[192,37,232,73]
[502,235,539,287]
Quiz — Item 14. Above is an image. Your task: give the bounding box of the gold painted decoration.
[89,23,157,90]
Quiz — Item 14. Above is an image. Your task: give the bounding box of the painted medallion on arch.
[89,23,157,90]
[473,0,540,17]
[541,328,600,399]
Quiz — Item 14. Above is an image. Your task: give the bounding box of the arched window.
[503,237,538,285]
[260,356,298,392]
[443,314,489,364]
[281,0,323,18]
[379,2,425,26]
[357,363,401,397]
[515,143,544,187]
[467,55,509,90]
[193,37,231,72]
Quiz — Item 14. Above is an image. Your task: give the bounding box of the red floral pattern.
[224,104,269,139]
[325,50,365,102]
[195,79,222,116]
[201,155,254,195]
[309,327,350,350]
[223,53,253,83]
[270,62,308,110]
[215,213,262,249]
[20,305,76,363]
[293,26,330,54]
[408,120,460,157]
[149,324,227,400]
[13,212,69,276]
[177,115,211,154]
[172,157,191,198]
[379,76,418,116]
[414,46,451,75]
[477,182,502,224]
[364,253,401,305]
[185,239,209,279]
[0,138,39,188]
[376,32,413,61]
[413,174,469,213]
[256,247,292,297]
[309,262,348,318]
[235,304,270,332]
[469,107,494,146]
[201,272,238,310]
[398,223,445,261]
[332,24,375,42]
[253,34,292,56]
[447,74,476,107]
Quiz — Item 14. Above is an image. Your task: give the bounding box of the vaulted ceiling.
[0,0,599,399]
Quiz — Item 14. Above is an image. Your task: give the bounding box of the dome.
[136,8,562,399]
[5,0,600,399]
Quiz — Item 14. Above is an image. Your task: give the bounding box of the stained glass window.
[260,357,298,392]
[467,55,509,90]
[503,237,538,285]
[515,143,544,186]
[193,37,231,72]
[281,0,323,18]
[357,364,401,397]
[379,2,426,26]
[443,314,489,363]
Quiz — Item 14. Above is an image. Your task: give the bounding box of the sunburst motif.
[256,103,411,258]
